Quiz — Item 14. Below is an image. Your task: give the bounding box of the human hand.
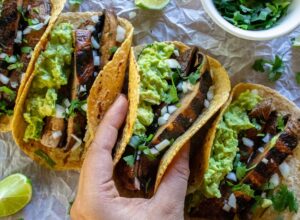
[71,94,190,220]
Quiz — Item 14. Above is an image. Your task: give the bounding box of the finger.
[154,142,190,205]
[82,94,128,187]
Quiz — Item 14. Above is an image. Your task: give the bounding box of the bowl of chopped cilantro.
[201,0,300,40]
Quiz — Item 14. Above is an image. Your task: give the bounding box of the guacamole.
[201,90,262,198]
[133,42,175,135]
[23,23,74,142]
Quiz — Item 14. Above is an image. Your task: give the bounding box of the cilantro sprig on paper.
[213,0,291,30]
[252,55,285,82]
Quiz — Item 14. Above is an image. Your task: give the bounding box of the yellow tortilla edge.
[12,12,133,170]
[0,0,66,132]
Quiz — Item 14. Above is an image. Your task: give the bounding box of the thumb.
[154,142,190,206]
[80,94,128,192]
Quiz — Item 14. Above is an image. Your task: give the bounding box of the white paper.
[1,0,299,219]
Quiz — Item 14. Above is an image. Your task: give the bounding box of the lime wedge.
[292,36,300,47]
[0,174,32,217]
[135,0,170,10]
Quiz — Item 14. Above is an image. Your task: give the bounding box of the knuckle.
[174,165,190,182]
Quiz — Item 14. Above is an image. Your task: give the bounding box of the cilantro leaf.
[252,55,285,82]
[188,69,200,85]
[271,185,298,213]
[109,46,118,55]
[276,115,285,131]
[232,184,255,198]
[34,149,56,167]
[65,99,87,118]
[296,72,300,85]
[0,100,13,116]
[123,155,135,167]
[164,72,179,104]
[236,163,248,180]
[0,86,16,101]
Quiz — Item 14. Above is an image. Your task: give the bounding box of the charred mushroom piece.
[99,10,117,69]
[41,117,66,148]
[0,0,22,55]
[176,47,198,77]
[249,98,274,121]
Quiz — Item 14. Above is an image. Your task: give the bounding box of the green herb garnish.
[65,99,87,118]
[252,55,285,81]
[0,86,16,101]
[214,0,291,30]
[271,185,298,213]
[123,155,135,167]
[188,69,200,85]
[0,100,13,116]
[109,46,118,55]
[236,163,248,180]
[34,149,56,167]
[232,183,255,198]
[21,46,32,54]
[163,72,179,104]
[276,115,285,131]
[7,62,23,71]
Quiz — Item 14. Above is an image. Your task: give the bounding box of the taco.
[186,83,300,220]
[12,11,133,170]
[0,0,65,132]
[113,41,231,197]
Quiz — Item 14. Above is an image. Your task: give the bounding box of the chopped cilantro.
[21,46,32,54]
[232,184,255,198]
[252,55,285,81]
[7,62,23,71]
[123,155,135,167]
[0,100,13,116]
[188,69,200,85]
[276,115,285,131]
[163,72,179,104]
[236,163,248,180]
[65,99,87,118]
[271,185,298,213]
[261,182,276,191]
[69,0,84,5]
[0,86,16,101]
[214,0,291,30]
[296,72,300,85]
[34,149,56,167]
[109,46,118,55]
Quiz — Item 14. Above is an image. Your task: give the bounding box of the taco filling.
[0,0,51,118]
[116,42,214,196]
[22,11,127,156]
[187,90,300,219]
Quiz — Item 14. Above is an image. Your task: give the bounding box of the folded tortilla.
[113,41,231,198]
[12,11,133,170]
[186,83,300,220]
[0,0,66,132]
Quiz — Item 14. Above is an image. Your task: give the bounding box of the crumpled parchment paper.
[1,0,299,219]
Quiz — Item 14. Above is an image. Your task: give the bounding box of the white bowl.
[201,0,300,41]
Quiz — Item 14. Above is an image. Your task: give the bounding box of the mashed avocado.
[201,90,262,198]
[23,23,73,142]
[133,42,175,135]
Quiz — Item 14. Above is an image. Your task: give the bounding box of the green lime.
[135,0,170,10]
[0,174,32,217]
[292,36,300,47]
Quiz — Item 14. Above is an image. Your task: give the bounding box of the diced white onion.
[91,15,99,23]
[165,59,181,69]
[14,31,23,44]
[71,134,82,152]
[81,103,87,112]
[129,11,137,19]
[177,81,183,91]
[257,147,264,153]
[30,23,44,31]
[262,133,271,143]
[174,49,180,57]
[134,177,141,190]
[150,147,159,155]
[262,158,269,164]
[226,172,237,182]
[79,85,87,93]
[7,56,17,63]
[222,203,231,212]
[158,116,167,126]
[91,36,100,49]
[162,113,170,121]
[251,89,259,95]
[23,27,32,35]
[63,98,71,108]
[116,25,126,43]
[204,99,210,109]
[55,104,65,118]
[168,105,177,114]
[43,15,51,25]
[207,86,214,101]
[279,162,290,178]
[10,81,18,89]
[228,193,237,209]
[0,53,7,59]
[182,81,193,93]
[86,25,95,32]
[0,73,10,84]
[161,106,167,115]
[155,139,171,152]
[242,137,254,148]
[93,56,100,66]
[269,173,280,187]
[52,131,62,139]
